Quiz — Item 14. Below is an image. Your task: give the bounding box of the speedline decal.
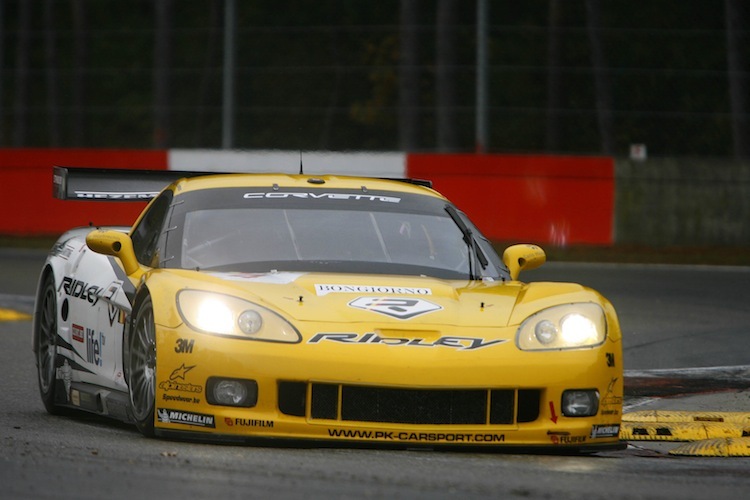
[73,190,158,200]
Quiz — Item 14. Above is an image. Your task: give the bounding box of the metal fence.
[0,0,748,158]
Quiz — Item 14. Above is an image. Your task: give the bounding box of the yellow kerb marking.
[0,308,32,321]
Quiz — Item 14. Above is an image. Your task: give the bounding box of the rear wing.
[53,167,215,201]
[53,166,432,201]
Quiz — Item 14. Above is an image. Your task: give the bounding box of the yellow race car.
[33,167,623,452]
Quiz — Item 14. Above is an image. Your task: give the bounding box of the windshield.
[167,187,507,280]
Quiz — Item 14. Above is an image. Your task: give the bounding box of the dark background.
[1,0,748,157]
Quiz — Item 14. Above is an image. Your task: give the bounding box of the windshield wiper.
[444,205,488,280]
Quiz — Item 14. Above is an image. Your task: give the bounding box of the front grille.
[342,386,488,424]
[278,381,540,425]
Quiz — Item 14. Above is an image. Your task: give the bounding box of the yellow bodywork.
[89,173,624,450]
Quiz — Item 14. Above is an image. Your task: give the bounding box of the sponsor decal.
[308,332,506,351]
[315,284,432,297]
[159,382,202,394]
[159,363,202,396]
[157,408,215,428]
[61,360,72,401]
[86,328,105,366]
[71,389,80,407]
[590,424,621,439]
[73,191,158,200]
[550,435,587,445]
[50,242,73,259]
[107,305,121,327]
[174,338,195,354]
[243,192,400,203]
[169,363,195,380]
[224,418,274,428]
[606,352,615,367]
[601,377,623,409]
[162,393,201,404]
[59,277,102,306]
[327,429,505,443]
[72,323,85,343]
[348,297,442,320]
[103,281,125,327]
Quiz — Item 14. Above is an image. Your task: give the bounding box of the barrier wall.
[407,154,614,245]
[0,149,166,235]
[1,149,614,245]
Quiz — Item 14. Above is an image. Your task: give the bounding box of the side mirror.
[86,229,141,276]
[502,244,546,281]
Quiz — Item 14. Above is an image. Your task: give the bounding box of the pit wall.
[1,148,747,246]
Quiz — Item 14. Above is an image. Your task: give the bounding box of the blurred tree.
[153,0,173,147]
[0,1,5,144]
[71,0,86,146]
[725,0,749,159]
[192,0,222,147]
[585,0,614,155]
[44,0,60,146]
[436,0,458,151]
[545,0,562,152]
[12,0,30,146]
[399,0,421,151]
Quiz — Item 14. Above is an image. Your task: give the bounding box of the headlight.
[177,290,301,343]
[562,389,600,417]
[517,303,606,350]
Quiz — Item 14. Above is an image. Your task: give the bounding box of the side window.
[457,209,508,279]
[131,191,173,267]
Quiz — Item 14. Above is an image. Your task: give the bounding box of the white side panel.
[44,229,129,394]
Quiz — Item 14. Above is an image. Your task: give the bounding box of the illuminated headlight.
[177,290,301,343]
[562,389,599,417]
[206,377,258,407]
[517,303,606,351]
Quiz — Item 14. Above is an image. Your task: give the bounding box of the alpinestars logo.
[157,408,215,428]
[348,297,442,320]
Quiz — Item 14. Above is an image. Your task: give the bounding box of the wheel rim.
[129,303,156,421]
[37,285,57,394]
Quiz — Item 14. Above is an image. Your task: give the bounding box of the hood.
[192,271,524,328]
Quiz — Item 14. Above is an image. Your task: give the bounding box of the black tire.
[35,273,61,414]
[127,294,157,437]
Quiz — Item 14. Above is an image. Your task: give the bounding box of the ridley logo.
[308,332,506,351]
[348,297,442,320]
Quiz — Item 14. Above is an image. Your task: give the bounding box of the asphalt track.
[1,248,749,499]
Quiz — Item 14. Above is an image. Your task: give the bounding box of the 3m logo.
[348,297,442,320]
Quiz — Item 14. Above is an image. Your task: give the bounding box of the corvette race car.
[33,167,624,451]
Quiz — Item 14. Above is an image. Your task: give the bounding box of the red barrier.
[0,149,167,236]
[1,149,615,245]
[407,154,614,245]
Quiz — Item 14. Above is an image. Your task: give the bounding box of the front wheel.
[127,295,157,437]
[35,273,61,414]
